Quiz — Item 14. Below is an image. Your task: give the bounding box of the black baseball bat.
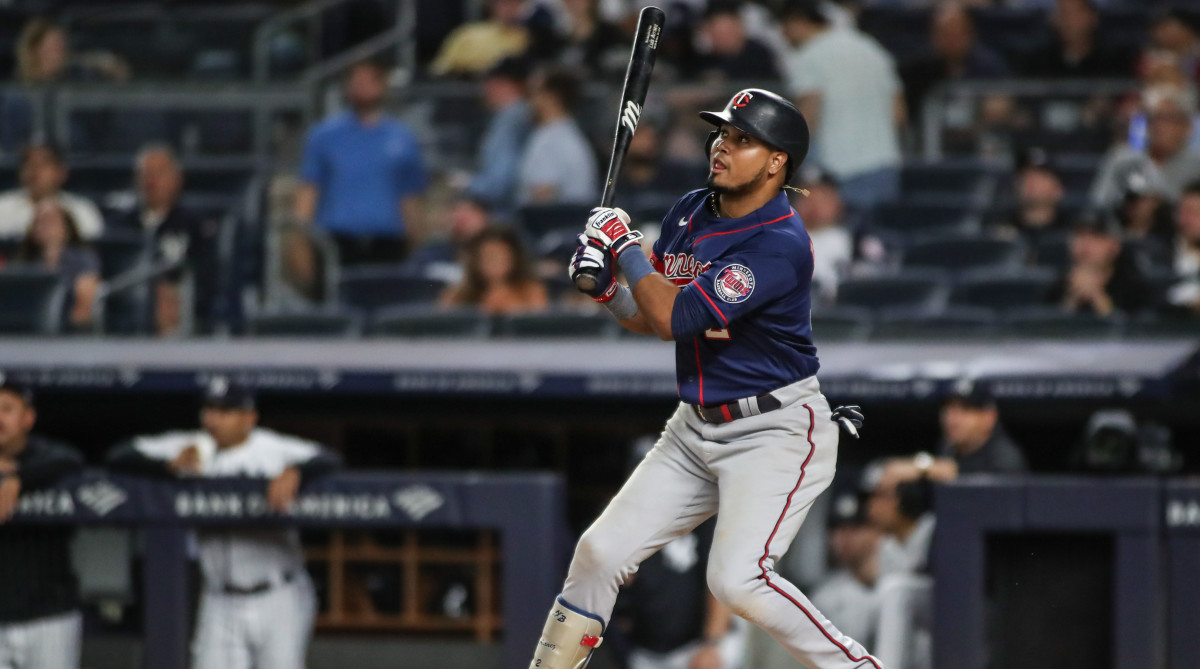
[574,5,665,293]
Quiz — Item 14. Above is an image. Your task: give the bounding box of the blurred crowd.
[0,0,1198,335]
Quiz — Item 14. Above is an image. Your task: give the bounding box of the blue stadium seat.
[247,309,361,337]
[900,161,996,207]
[338,264,448,314]
[873,306,1000,341]
[811,306,873,342]
[835,270,950,315]
[369,305,492,338]
[496,310,619,338]
[951,267,1057,310]
[0,269,66,335]
[870,203,982,238]
[1125,312,1199,339]
[902,236,1027,273]
[1004,306,1125,340]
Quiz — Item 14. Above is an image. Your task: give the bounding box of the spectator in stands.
[900,3,1009,124]
[554,0,627,77]
[14,17,129,84]
[812,490,881,654]
[1019,0,1135,79]
[111,144,221,336]
[466,57,533,216]
[0,143,103,240]
[515,67,598,207]
[14,201,100,331]
[1166,181,1200,315]
[0,376,85,669]
[615,118,698,220]
[794,166,852,305]
[691,1,783,83]
[1148,8,1200,86]
[781,0,904,211]
[1049,211,1154,317]
[993,147,1070,245]
[107,378,339,669]
[1110,159,1175,266]
[440,226,547,314]
[410,196,493,269]
[1095,86,1200,209]
[430,0,533,78]
[296,60,427,269]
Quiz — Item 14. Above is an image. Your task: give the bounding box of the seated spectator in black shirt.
[1166,181,1200,316]
[993,147,1070,247]
[555,0,627,77]
[1047,211,1154,317]
[0,376,85,669]
[1148,8,1200,87]
[691,1,782,83]
[111,145,220,336]
[1019,0,1135,79]
[615,119,700,220]
[1111,160,1175,267]
[900,3,1010,121]
[14,202,100,332]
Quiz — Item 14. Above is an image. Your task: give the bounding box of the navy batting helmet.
[700,88,810,180]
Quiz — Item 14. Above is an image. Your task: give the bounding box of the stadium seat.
[1125,312,1200,339]
[873,306,1000,341]
[0,269,66,335]
[899,161,996,207]
[835,271,950,315]
[517,204,594,238]
[870,203,982,238]
[1033,231,1072,269]
[338,264,448,314]
[369,305,491,338]
[902,236,1027,273]
[811,306,873,342]
[496,311,619,338]
[951,267,1057,310]
[1004,307,1125,339]
[247,310,360,337]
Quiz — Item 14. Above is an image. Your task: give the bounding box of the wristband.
[602,284,639,321]
[617,247,656,291]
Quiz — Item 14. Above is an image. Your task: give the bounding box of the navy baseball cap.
[944,377,995,409]
[203,377,255,410]
[0,372,34,406]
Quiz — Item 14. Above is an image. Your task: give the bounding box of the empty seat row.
[246,306,624,339]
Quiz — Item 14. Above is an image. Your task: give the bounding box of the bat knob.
[573,269,600,294]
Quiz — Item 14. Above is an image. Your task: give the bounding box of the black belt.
[222,570,296,596]
[693,391,782,424]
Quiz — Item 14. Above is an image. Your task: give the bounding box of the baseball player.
[531,89,879,669]
[107,378,340,669]
[0,376,85,669]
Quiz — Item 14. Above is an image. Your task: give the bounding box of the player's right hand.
[585,207,642,256]
[569,235,619,302]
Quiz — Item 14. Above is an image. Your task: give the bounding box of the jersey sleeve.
[671,250,801,339]
[131,431,199,460]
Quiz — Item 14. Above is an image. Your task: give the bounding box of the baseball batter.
[108,379,340,669]
[532,89,879,669]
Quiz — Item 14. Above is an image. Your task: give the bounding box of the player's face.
[0,393,34,452]
[707,124,784,195]
[940,402,996,451]
[201,407,258,449]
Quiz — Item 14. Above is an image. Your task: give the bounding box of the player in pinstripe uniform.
[0,376,85,669]
[108,378,340,669]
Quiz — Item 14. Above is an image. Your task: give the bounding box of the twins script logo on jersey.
[661,253,710,283]
[714,264,755,303]
[622,100,641,133]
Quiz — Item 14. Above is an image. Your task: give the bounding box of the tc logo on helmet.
[714,264,755,303]
[732,91,754,108]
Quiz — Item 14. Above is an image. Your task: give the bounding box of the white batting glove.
[585,207,642,256]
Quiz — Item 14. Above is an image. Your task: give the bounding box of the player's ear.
[770,152,787,178]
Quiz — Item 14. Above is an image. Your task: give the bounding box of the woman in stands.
[441,225,547,314]
[15,201,100,331]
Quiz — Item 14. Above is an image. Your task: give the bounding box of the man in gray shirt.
[516,67,598,207]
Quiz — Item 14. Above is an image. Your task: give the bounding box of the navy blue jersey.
[651,189,819,405]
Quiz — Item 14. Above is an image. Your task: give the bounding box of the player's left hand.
[688,644,724,669]
[569,235,619,302]
[585,207,642,256]
[831,405,864,439]
[0,476,21,524]
[268,466,301,512]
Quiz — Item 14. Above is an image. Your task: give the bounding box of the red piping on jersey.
[688,214,693,234]
[692,212,795,246]
[693,338,704,406]
[695,285,729,326]
[757,404,884,669]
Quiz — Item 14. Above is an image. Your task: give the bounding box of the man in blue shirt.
[466,57,532,217]
[531,89,877,669]
[296,60,427,267]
